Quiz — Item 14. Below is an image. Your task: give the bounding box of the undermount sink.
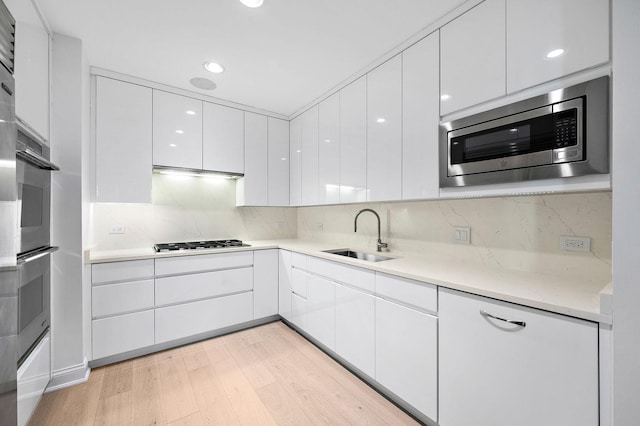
[323,249,393,263]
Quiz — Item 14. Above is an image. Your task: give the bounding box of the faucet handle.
[377,241,388,252]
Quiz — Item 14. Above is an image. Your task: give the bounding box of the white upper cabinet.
[402,32,440,200]
[318,93,341,205]
[300,106,319,206]
[289,116,302,207]
[506,0,610,93]
[339,76,367,203]
[239,112,268,206]
[440,0,506,115]
[7,0,50,140]
[202,103,244,174]
[95,77,152,203]
[152,90,202,169]
[267,117,290,206]
[367,55,402,202]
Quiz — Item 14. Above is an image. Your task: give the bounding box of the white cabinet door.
[289,116,302,206]
[267,117,290,206]
[202,102,244,174]
[306,274,336,351]
[95,77,152,203]
[318,93,340,204]
[155,292,253,344]
[506,0,609,93]
[291,293,308,332]
[335,283,375,378]
[402,32,440,200]
[300,106,319,205]
[8,0,50,140]
[278,250,292,320]
[367,55,402,202]
[439,288,599,426]
[239,112,268,206]
[339,77,367,203]
[92,310,155,359]
[375,298,437,421]
[440,0,506,115]
[17,332,50,426]
[152,90,202,169]
[253,249,278,319]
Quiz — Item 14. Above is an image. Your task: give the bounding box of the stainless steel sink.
[323,249,393,262]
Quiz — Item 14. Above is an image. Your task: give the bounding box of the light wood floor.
[30,321,419,425]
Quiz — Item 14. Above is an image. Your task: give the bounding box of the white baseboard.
[45,357,90,392]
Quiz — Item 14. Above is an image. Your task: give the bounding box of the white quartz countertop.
[87,239,612,324]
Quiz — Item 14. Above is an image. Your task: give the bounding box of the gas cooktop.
[153,239,251,252]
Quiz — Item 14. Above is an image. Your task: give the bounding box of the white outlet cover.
[453,226,471,244]
[109,224,126,234]
[559,236,590,252]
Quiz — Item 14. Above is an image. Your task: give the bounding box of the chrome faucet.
[354,208,388,252]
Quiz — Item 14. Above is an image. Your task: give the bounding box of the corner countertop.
[87,239,612,325]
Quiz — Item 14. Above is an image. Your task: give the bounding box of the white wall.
[50,33,89,387]
[612,0,640,424]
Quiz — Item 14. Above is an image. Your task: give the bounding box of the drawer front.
[155,292,254,344]
[291,252,307,269]
[376,273,437,313]
[291,268,308,298]
[17,332,51,426]
[155,251,253,276]
[92,259,154,284]
[307,256,375,293]
[92,310,154,359]
[92,279,155,318]
[155,267,253,306]
[291,292,308,332]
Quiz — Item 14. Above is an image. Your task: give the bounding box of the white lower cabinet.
[278,250,293,320]
[439,288,599,426]
[375,298,437,421]
[291,292,308,332]
[92,310,155,359]
[253,249,279,319]
[155,292,253,344]
[155,268,253,306]
[335,283,375,378]
[306,274,336,351]
[17,332,50,426]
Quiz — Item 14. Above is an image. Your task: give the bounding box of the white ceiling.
[38,0,466,116]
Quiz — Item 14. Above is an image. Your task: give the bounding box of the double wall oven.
[16,124,59,365]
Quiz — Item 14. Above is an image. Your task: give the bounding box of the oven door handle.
[17,246,59,265]
[16,148,60,171]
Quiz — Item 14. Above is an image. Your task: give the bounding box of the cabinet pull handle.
[480,309,526,328]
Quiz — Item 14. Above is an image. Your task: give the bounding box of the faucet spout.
[354,208,388,252]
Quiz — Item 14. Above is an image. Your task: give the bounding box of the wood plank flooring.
[30,321,419,425]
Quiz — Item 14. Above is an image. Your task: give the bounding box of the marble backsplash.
[297,191,612,283]
[91,174,297,250]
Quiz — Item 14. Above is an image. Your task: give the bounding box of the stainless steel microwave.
[439,76,609,188]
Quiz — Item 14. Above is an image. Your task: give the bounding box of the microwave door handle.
[17,246,59,265]
[16,148,61,171]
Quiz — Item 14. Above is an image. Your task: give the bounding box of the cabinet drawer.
[155,292,253,344]
[307,256,374,293]
[92,259,154,284]
[92,279,154,318]
[92,310,154,359]
[291,252,307,269]
[291,268,307,298]
[155,251,253,276]
[17,332,50,426]
[155,267,253,306]
[376,273,437,313]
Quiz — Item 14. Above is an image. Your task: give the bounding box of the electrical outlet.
[277,222,286,230]
[453,226,471,244]
[109,224,125,234]
[314,222,324,231]
[560,236,590,252]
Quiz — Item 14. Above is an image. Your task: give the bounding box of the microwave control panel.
[553,109,578,149]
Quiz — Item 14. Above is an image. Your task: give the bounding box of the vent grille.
[0,1,15,74]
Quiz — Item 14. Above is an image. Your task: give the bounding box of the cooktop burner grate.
[153,239,250,252]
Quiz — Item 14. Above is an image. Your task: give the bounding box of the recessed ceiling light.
[175,130,184,134]
[441,94,451,101]
[190,77,217,91]
[169,144,177,147]
[546,49,565,58]
[281,157,287,161]
[240,0,264,8]
[296,150,301,153]
[376,118,386,123]
[185,110,196,115]
[324,139,331,143]
[203,62,225,74]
